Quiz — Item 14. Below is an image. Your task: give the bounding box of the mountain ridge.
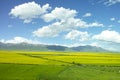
[0,42,108,52]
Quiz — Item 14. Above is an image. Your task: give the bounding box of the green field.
[0,50,120,80]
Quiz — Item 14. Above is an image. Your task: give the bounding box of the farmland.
[0,50,120,80]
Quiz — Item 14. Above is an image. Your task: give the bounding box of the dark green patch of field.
[0,63,66,80]
[0,63,120,80]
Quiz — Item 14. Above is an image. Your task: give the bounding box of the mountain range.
[0,42,108,52]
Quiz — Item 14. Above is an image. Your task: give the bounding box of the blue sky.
[1,0,120,51]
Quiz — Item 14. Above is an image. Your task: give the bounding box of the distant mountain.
[0,42,108,52]
[0,42,48,51]
[71,45,107,52]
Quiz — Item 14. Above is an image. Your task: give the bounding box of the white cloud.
[118,20,120,23]
[93,30,120,43]
[88,22,104,27]
[8,25,13,28]
[66,43,88,47]
[9,1,51,23]
[42,7,77,22]
[110,17,115,21]
[90,42,100,47]
[104,0,120,6]
[90,41,116,51]
[108,25,113,27]
[33,25,59,37]
[83,13,92,17]
[65,30,89,41]
[33,19,103,37]
[1,37,40,44]
[33,7,104,37]
[0,39,5,43]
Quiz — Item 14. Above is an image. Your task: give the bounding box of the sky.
[1,0,120,51]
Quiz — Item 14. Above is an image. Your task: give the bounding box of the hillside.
[0,42,107,52]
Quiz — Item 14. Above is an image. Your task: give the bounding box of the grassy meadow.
[0,50,120,80]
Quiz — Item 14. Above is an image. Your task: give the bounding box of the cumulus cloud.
[33,18,86,37]
[33,25,59,37]
[104,0,120,6]
[9,1,51,23]
[88,22,104,27]
[65,30,89,41]
[83,13,92,17]
[33,20,103,37]
[33,7,104,37]
[110,17,115,21]
[118,20,120,23]
[42,7,77,22]
[0,37,40,44]
[93,30,120,43]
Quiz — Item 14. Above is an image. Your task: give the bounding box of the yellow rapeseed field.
[0,50,120,65]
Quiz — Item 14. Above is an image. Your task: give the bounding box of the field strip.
[20,53,83,66]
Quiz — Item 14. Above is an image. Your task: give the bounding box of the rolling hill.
[0,42,107,52]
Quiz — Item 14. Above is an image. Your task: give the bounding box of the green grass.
[0,63,120,80]
[0,50,120,80]
[0,63,66,80]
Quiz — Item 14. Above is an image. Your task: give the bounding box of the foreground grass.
[0,63,120,80]
[0,50,120,80]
